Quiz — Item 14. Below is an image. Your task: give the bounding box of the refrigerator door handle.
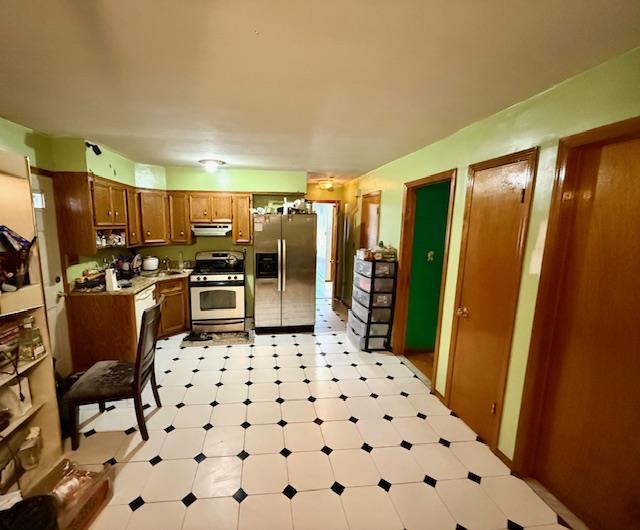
[277,239,282,292]
[282,239,287,291]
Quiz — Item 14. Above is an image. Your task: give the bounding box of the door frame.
[359,190,381,248]
[391,170,457,389]
[312,199,341,299]
[513,115,640,475]
[445,147,538,448]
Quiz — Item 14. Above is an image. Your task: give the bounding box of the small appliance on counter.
[104,269,121,292]
[142,256,159,271]
[189,251,245,332]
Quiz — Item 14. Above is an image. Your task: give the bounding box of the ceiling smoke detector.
[199,159,226,172]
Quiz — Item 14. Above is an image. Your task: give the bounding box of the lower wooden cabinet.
[156,278,189,338]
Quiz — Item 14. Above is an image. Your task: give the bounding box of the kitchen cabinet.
[169,192,191,244]
[140,190,168,244]
[91,179,127,227]
[232,193,252,244]
[189,194,211,223]
[157,278,189,337]
[127,189,142,247]
[211,194,232,221]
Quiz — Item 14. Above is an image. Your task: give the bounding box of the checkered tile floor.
[71,309,563,529]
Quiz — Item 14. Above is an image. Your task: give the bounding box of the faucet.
[162,256,171,271]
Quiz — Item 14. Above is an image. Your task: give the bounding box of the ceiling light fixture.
[199,159,226,172]
[318,177,335,191]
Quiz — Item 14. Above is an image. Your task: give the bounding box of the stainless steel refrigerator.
[254,213,316,331]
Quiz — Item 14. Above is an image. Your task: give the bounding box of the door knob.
[456,306,469,318]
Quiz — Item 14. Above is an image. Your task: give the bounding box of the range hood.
[192,223,232,237]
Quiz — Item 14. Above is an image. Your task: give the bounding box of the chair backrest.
[134,298,163,392]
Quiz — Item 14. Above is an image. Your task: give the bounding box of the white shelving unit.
[0,149,63,494]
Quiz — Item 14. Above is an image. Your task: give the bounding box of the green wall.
[0,116,53,169]
[357,47,640,459]
[405,181,451,351]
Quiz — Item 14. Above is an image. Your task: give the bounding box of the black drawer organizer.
[347,257,398,351]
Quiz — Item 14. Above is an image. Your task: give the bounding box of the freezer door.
[281,214,316,327]
[254,214,282,328]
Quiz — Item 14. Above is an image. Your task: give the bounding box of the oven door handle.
[277,239,282,292]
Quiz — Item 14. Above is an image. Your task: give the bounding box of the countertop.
[69,270,192,296]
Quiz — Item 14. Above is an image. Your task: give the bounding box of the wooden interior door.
[328,203,338,282]
[447,149,537,446]
[169,192,190,243]
[530,134,640,529]
[92,180,113,226]
[360,191,380,249]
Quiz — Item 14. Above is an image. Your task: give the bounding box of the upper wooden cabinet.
[168,192,191,244]
[126,190,142,247]
[211,195,232,221]
[232,194,252,244]
[189,194,211,223]
[91,179,127,227]
[140,190,168,244]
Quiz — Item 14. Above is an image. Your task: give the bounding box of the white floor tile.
[391,417,439,444]
[382,363,415,378]
[126,500,185,530]
[221,369,250,383]
[482,475,558,527]
[281,400,316,423]
[329,449,380,486]
[366,378,401,396]
[90,504,131,530]
[160,427,205,459]
[308,380,341,398]
[144,406,178,430]
[173,404,213,428]
[94,408,137,431]
[411,443,468,479]
[242,453,288,494]
[280,381,311,399]
[450,441,511,477]
[238,493,292,530]
[65,431,127,465]
[346,396,384,420]
[251,356,276,369]
[393,377,429,395]
[247,401,281,424]
[376,395,418,417]
[141,458,198,501]
[340,486,404,530]
[407,393,451,415]
[337,379,371,397]
[191,370,221,385]
[216,383,249,403]
[225,356,251,370]
[370,446,424,483]
[109,462,152,505]
[291,489,349,530]
[321,420,363,449]
[115,430,167,462]
[304,366,333,381]
[314,398,351,421]
[356,419,403,447]
[427,415,477,442]
[211,403,247,426]
[203,425,245,457]
[389,482,456,530]
[157,385,187,406]
[183,384,217,405]
[250,368,278,383]
[331,366,360,379]
[277,367,305,381]
[182,498,238,530]
[245,424,284,454]
[248,382,279,401]
[283,422,324,451]
[436,479,507,530]
[192,456,242,498]
[287,451,334,491]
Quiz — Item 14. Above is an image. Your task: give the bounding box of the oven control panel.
[190,273,244,285]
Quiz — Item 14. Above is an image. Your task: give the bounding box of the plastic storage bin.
[351,298,391,323]
[347,323,387,351]
[353,272,394,293]
[354,259,396,278]
[352,285,393,308]
[348,310,389,337]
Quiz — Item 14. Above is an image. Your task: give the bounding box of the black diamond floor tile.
[129,496,145,511]
[282,485,297,499]
[182,492,197,507]
[330,481,345,495]
[233,488,248,503]
[378,478,392,492]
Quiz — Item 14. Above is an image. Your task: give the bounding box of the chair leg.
[151,370,162,408]
[134,394,149,441]
[98,401,105,413]
[69,403,80,450]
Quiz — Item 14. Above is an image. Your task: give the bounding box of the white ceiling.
[0,1,639,174]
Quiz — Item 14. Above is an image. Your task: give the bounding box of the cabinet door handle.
[180,231,184,236]
[239,231,243,236]
[108,210,112,216]
[203,210,207,215]
[131,231,136,237]
[146,231,151,236]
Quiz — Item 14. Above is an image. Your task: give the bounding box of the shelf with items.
[0,353,48,389]
[95,228,127,250]
[0,400,45,439]
[347,257,398,352]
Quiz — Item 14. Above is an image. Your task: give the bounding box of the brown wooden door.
[189,194,211,223]
[92,180,113,226]
[531,135,640,529]
[232,194,252,244]
[211,194,232,221]
[140,191,168,244]
[126,190,142,247]
[447,149,537,446]
[360,192,380,248]
[168,192,191,243]
[157,279,187,337]
[111,186,127,226]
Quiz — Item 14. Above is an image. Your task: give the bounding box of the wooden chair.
[66,299,163,450]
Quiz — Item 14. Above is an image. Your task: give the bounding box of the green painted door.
[405,181,451,350]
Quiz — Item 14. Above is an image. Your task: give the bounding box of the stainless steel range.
[190,251,245,332]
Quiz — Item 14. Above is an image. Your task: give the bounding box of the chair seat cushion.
[67,360,135,404]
